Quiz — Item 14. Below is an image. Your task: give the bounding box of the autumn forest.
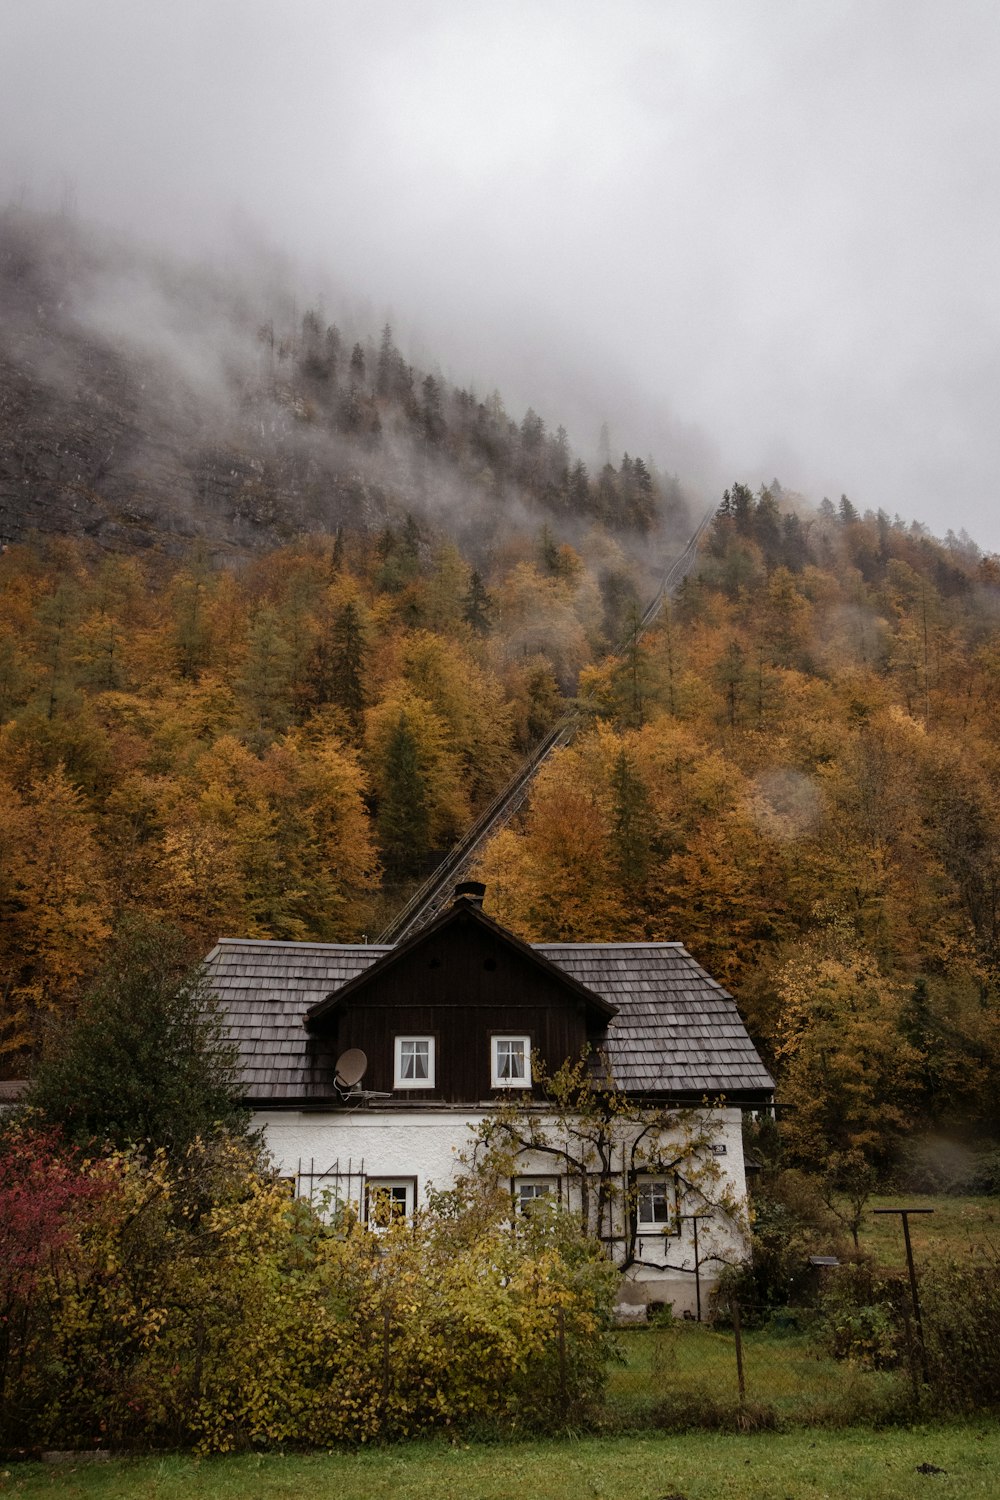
[3,490,1000,1172]
[1,211,999,1181]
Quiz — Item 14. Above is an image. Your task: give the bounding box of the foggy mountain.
[0,209,690,565]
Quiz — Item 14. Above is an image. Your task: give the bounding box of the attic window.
[491,1035,531,1089]
[394,1036,435,1089]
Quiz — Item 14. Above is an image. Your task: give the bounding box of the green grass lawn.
[607,1324,906,1427]
[4,1428,998,1500]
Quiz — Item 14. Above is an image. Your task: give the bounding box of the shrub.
[816,1263,909,1369]
[921,1251,1000,1413]
[716,1168,844,1323]
[0,1143,619,1452]
[815,1251,1000,1416]
[0,1122,110,1446]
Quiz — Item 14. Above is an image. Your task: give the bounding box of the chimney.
[454,880,486,908]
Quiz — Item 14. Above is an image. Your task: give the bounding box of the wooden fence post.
[732,1298,745,1404]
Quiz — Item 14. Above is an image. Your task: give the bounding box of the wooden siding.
[314,913,599,1102]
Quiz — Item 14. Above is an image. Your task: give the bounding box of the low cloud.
[749,769,824,843]
[2,2,1000,548]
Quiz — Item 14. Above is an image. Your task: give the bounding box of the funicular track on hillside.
[376,506,716,944]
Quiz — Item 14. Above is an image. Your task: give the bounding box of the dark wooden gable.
[304,897,616,1104]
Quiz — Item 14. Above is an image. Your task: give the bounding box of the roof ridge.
[211,937,693,954]
[535,941,687,950]
[213,937,392,952]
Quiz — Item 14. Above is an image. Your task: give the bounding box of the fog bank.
[3,2,1000,547]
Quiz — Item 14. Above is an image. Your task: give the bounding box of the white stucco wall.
[257,1105,483,1212]
[255,1103,749,1319]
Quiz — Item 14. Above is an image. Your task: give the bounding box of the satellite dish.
[335,1048,368,1088]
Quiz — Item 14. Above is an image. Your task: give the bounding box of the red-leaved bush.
[0,1121,111,1444]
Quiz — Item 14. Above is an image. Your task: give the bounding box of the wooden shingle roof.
[535,942,774,1097]
[205,939,389,1102]
[206,930,774,1104]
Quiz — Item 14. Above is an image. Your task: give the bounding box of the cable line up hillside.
[377,507,716,943]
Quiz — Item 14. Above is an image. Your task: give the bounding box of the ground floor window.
[514,1176,559,1213]
[365,1176,416,1227]
[637,1176,678,1232]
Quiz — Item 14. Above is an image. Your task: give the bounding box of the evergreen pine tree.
[567,459,591,517]
[611,749,653,893]
[422,375,445,443]
[237,605,294,740]
[28,916,248,1153]
[538,525,560,574]
[324,323,341,381]
[618,603,650,728]
[402,512,422,564]
[378,714,430,877]
[376,323,396,396]
[462,569,492,634]
[730,482,755,534]
[330,600,366,731]
[715,639,747,730]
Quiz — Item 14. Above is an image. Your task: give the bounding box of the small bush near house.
[813,1250,1000,1416]
[714,1167,845,1323]
[0,1123,618,1454]
[815,1263,909,1369]
[920,1251,1000,1413]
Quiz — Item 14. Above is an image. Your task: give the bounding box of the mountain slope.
[0,209,689,560]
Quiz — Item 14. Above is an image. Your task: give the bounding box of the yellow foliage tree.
[0,765,111,1063]
[773,927,919,1169]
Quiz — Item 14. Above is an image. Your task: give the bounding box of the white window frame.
[365,1176,416,1227]
[394,1035,435,1089]
[514,1176,559,1214]
[491,1034,532,1088]
[636,1176,678,1233]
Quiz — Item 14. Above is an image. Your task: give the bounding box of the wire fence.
[609,1312,908,1430]
[606,1245,1000,1430]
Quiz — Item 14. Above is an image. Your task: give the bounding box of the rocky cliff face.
[0,210,685,573]
[0,212,384,558]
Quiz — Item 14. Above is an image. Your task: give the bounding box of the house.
[206,883,774,1318]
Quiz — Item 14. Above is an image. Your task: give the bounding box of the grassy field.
[4,1428,998,1500]
[859,1196,998,1266]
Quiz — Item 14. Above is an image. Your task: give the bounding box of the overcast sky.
[3,1,1000,548]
